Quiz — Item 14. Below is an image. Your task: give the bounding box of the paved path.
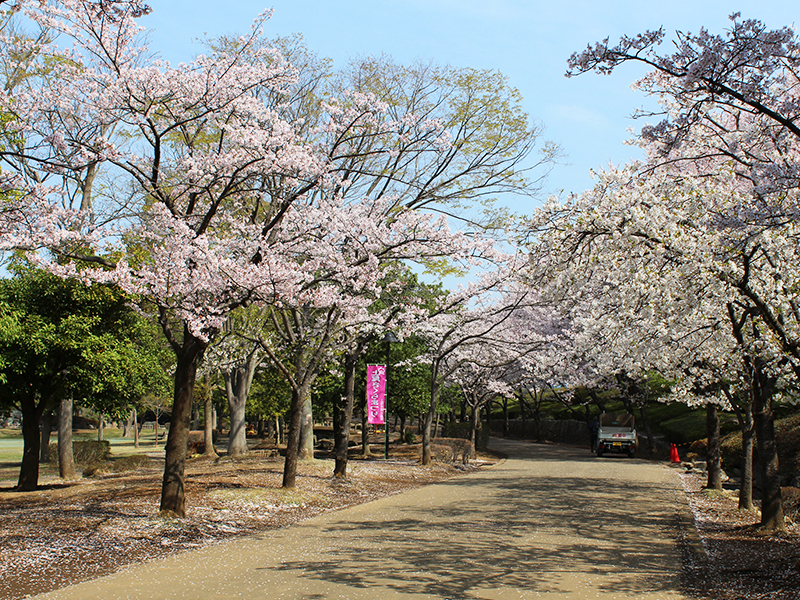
[35,439,690,599]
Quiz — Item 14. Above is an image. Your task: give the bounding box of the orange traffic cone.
[670,443,681,463]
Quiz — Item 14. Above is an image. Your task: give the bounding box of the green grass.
[0,444,22,463]
[0,427,168,482]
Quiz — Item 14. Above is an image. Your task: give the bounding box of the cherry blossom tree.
[0,1,325,515]
[496,305,575,441]
[552,13,800,530]
[530,162,796,529]
[413,271,555,464]
[0,1,449,514]
[452,359,513,449]
[0,0,557,515]
[208,196,483,487]
[567,14,800,372]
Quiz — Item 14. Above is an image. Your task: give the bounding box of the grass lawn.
[0,426,168,483]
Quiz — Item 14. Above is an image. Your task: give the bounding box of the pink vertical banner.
[366,364,386,424]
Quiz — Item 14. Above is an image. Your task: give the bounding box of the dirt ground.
[679,470,800,599]
[2,442,800,600]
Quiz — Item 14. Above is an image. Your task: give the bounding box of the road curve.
[35,438,690,599]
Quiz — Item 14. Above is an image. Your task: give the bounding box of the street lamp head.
[381,331,399,344]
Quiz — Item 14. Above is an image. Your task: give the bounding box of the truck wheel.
[597,448,603,457]
[628,449,635,458]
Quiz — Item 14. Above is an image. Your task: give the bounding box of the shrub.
[686,438,708,462]
[720,431,743,471]
[783,487,800,522]
[75,441,111,463]
[424,437,474,464]
[83,462,113,477]
[441,422,489,450]
[428,444,455,463]
[403,429,416,444]
[720,413,800,484]
[113,455,152,472]
[48,440,110,465]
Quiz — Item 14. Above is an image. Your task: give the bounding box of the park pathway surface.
[35,439,691,599]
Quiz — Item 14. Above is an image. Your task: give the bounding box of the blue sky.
[142,1,798,213]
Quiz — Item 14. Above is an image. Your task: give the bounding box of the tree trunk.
[739,404,755,511]
[159,330,206,518]
[705,403,722,491]
[39,411,54,463]
[223,351,259,457]
[517,393,528,439]
[725,305,757,512]
[637,403,656,455]
[421,381,440,466]
[469,405,479,448]
[360,400,372,457]
[97,414,105,442]
[298,390,314,460]
[398,413,407,444]
[224,375,247,457]
[282,385,307,489]
[58,396,76,480]
[203,392,217,459]
[752,360,785,531]
[123,409,135,438]
[333,350,357,478]
[17,395,45,491]
[133,407,140,449]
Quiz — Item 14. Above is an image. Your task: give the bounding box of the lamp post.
[381,331,398,459]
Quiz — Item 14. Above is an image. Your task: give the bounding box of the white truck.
[595,413,637,458]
